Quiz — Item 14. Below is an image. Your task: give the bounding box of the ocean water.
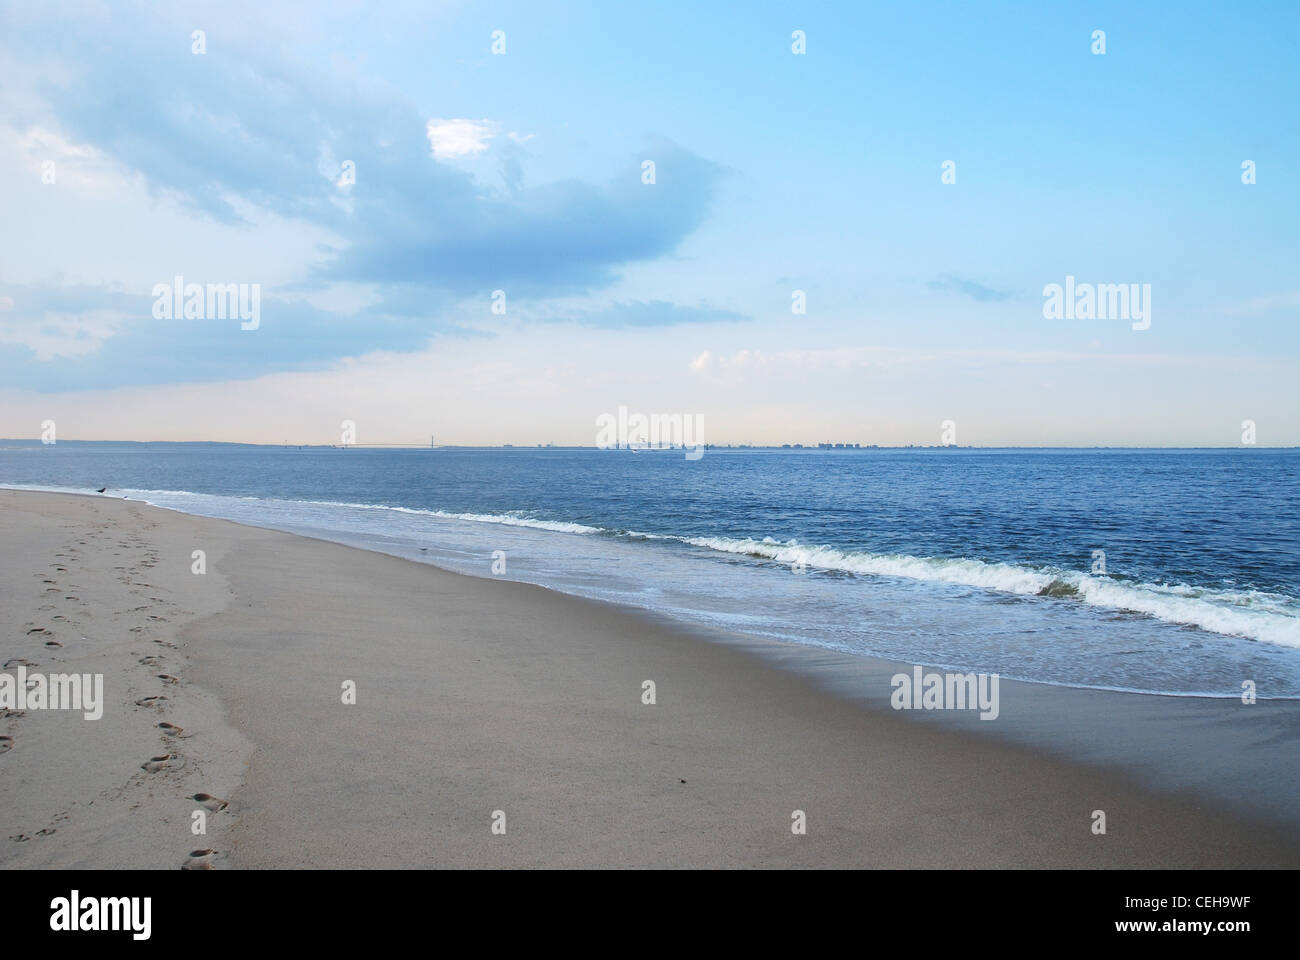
[3,443,1299,698]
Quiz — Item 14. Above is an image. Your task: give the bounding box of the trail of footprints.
[3,508,228,867]
[5,539,86,846]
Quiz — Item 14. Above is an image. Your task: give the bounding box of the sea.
[3,443,1298,698]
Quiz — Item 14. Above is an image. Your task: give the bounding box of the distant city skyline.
[6,438,1295,451]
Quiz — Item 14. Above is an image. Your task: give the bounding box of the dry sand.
[2,488,1298,868]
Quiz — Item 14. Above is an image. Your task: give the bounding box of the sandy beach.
[2,487,1298,869]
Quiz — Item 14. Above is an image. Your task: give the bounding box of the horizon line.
[2,439,1296,451]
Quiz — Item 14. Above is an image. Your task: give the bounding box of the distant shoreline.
[3,440,1298,451]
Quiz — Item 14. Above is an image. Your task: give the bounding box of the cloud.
[0,5,728,388]
[554,300,747,329]
[15,126,115,188]
[0,283,137,361]
[689,347,921,380]
[927,274,1012,302]
[0,280,478,391]
[425,118,496,160]
[8,9,724,293]
[688,345,1271,383]
[1222,291,1300,315]
[315,137,725,295]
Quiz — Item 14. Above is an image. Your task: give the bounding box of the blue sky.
[1,1,1297,445]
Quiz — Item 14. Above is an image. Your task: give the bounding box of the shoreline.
[3,488,1298,868]
[5,481,1295,701]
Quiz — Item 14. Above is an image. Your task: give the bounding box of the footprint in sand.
[155,674,180,685]
[43,640,62,649]
[153,639,177,649]
[158,722,189,738]
[138,656,162,666]
[140,754,171,772]
[0,736,14,754]
[135,695,167,707]
[181,849,216,870]
[26,627,51,636]
[35,828,55,837]
[189,794,228,812]
[5,659,38,669]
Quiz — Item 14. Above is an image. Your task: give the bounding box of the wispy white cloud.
[927,274,1013,303]
[0,306,123,361]
[1221,291,1300,315]
[689,345,1273,380]
[425,118,496,159]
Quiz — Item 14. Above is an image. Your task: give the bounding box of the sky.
[1,0,1297,446]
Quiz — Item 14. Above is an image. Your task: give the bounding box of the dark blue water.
[4,442,1298,696]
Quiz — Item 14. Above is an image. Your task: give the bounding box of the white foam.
[39,485,1300,651]
[679,534,1300,649]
